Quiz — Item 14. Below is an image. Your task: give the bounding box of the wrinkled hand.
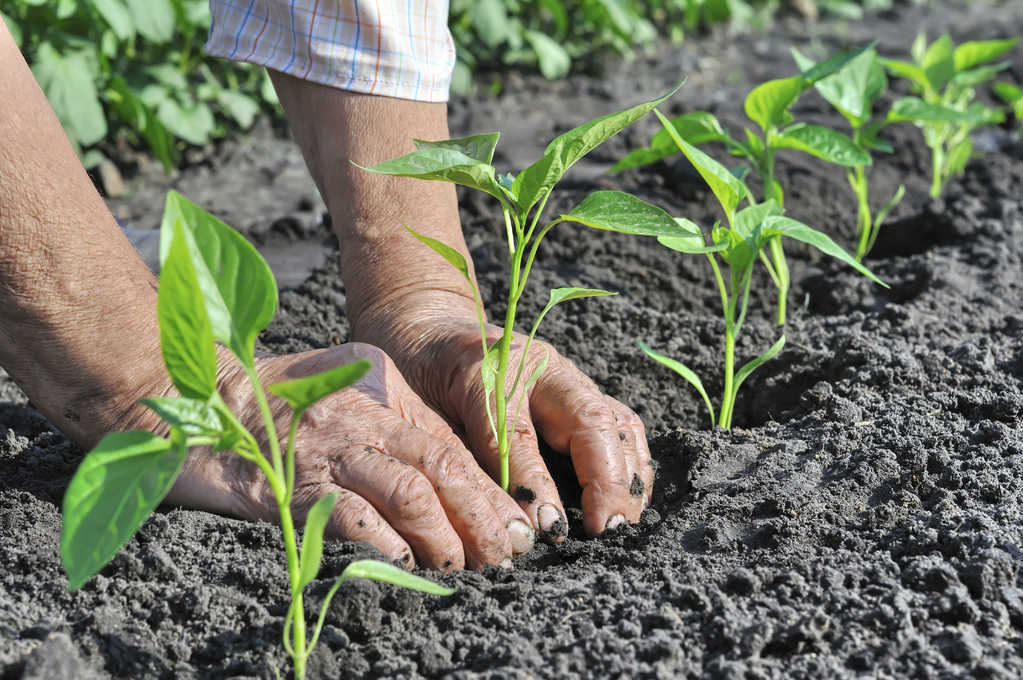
[127,343,535,571]
[352,291,654,541]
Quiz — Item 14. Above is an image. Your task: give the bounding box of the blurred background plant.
[3,0,914,172]
[1,0,280,172]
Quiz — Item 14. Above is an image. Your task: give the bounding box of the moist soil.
[4,2,1023,678]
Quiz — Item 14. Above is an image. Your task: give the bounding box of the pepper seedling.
[360,88,694,492]
[640,113,887,429]
[60,192,454,680]
[791,46,906,261]
[880,32,1018,198]
[611,42,875,326]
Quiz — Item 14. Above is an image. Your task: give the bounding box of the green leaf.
[413,133,501,165]
[732,335,785,398]
[911,31,928,65]
[126,0,175,43]
[217,90,260,130]
[732,199,783,238]
[1,11,22,47]
[886,97,988,124]
[744,75,802,132]
[560,191,692,237]
[157,98,215,146]
[32,44,107,147]
[793,46,874,122]
[994,81,1023,119]
[539,288,616,322]
[268,359,372,415]
[879,58,929,90]
[139,397,223,436]
[159,192,278,369]
[799,41,877,84]
[658,232,727,254]
[107,76,176,171]
[298,493,338,590]
[953,38,1019,71]
[359,147,504,202]
[472,0,509,48]
[608,112,725,173]
[761,216,887,287]
[481,339,502,393]
[159,222,219,399]
[524,30,571,80]
[775,123,871,167]
[403,224,472,281]
[90,0,134,40]
[338,559,456,596]
[511,84,682,213]
[950,62,1011,88]
[638,342,715,428]
[656,109,746,219]
[61,431,186,592]
[921,33,955,92]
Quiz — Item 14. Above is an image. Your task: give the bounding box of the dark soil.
[5,1,1023,678]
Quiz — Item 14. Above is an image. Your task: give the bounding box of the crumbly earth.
[3,2,1023,678]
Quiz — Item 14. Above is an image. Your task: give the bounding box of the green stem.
[720,326,736,429]
[851,165,871,261]
[930,144,944,199]
[243,364,285,481]
[769,236,788,326]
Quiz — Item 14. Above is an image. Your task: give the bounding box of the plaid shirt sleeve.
[205,0,455,103]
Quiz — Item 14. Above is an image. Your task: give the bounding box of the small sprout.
[361,87,694,491]
[60,192,453,680]
[880,32,1019,198]
[640,114,887,429]
[612,42,876,325]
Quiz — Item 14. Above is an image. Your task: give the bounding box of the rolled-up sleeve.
[206,0,455,102]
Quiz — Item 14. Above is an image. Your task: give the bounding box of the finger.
[457,363,570,544]
[396,391,536,557]
[606,395,654,511]
[384,417,533,566]
[291,483,416,568]
[529,357,639,537]
[328,435,465,571]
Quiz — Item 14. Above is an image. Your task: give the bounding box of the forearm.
[0,25,166,446]
[269,72,480,336]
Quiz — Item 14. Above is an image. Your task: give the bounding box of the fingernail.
[605,514,625,532]
[537,504,567,538]
[498,557,514,570]
[507,519,535,556]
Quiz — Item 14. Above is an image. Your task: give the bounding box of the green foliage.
[880,32,1018,198]
[642,120,885,429]
[791,46,904,260]
[60,192,451,680]
[4,0,281,169]
[612,42,875,324]
[363,86,693,491]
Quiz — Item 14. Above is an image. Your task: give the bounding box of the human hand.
[350,291,654,542]
[124,343,536,571]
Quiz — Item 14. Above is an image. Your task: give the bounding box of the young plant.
[611,42,875,325]
[791,46,906,261]
[60,192,454,680]
[361,89,694,491]
[640,112,887,429]
[880,32,1019,198]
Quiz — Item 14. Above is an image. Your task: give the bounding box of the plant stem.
[851,165,871,261]
[719,325,736,429]
[930,144,944,199]
[762,133,788,326]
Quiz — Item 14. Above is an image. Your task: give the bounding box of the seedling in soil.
[611,43,875,326]
[640,114,887,429]
[60,192,454,680]
[880,32,1019,198]
[361,89,693,491]
[791,46,906,261]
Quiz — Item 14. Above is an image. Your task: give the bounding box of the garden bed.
[3,1,1023,677]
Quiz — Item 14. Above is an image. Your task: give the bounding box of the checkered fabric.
[206,0,455,102]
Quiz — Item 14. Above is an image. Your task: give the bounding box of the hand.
[124,344,536,571]
[351,291,654,541]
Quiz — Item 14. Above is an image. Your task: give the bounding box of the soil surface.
[5,1,1023,678]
